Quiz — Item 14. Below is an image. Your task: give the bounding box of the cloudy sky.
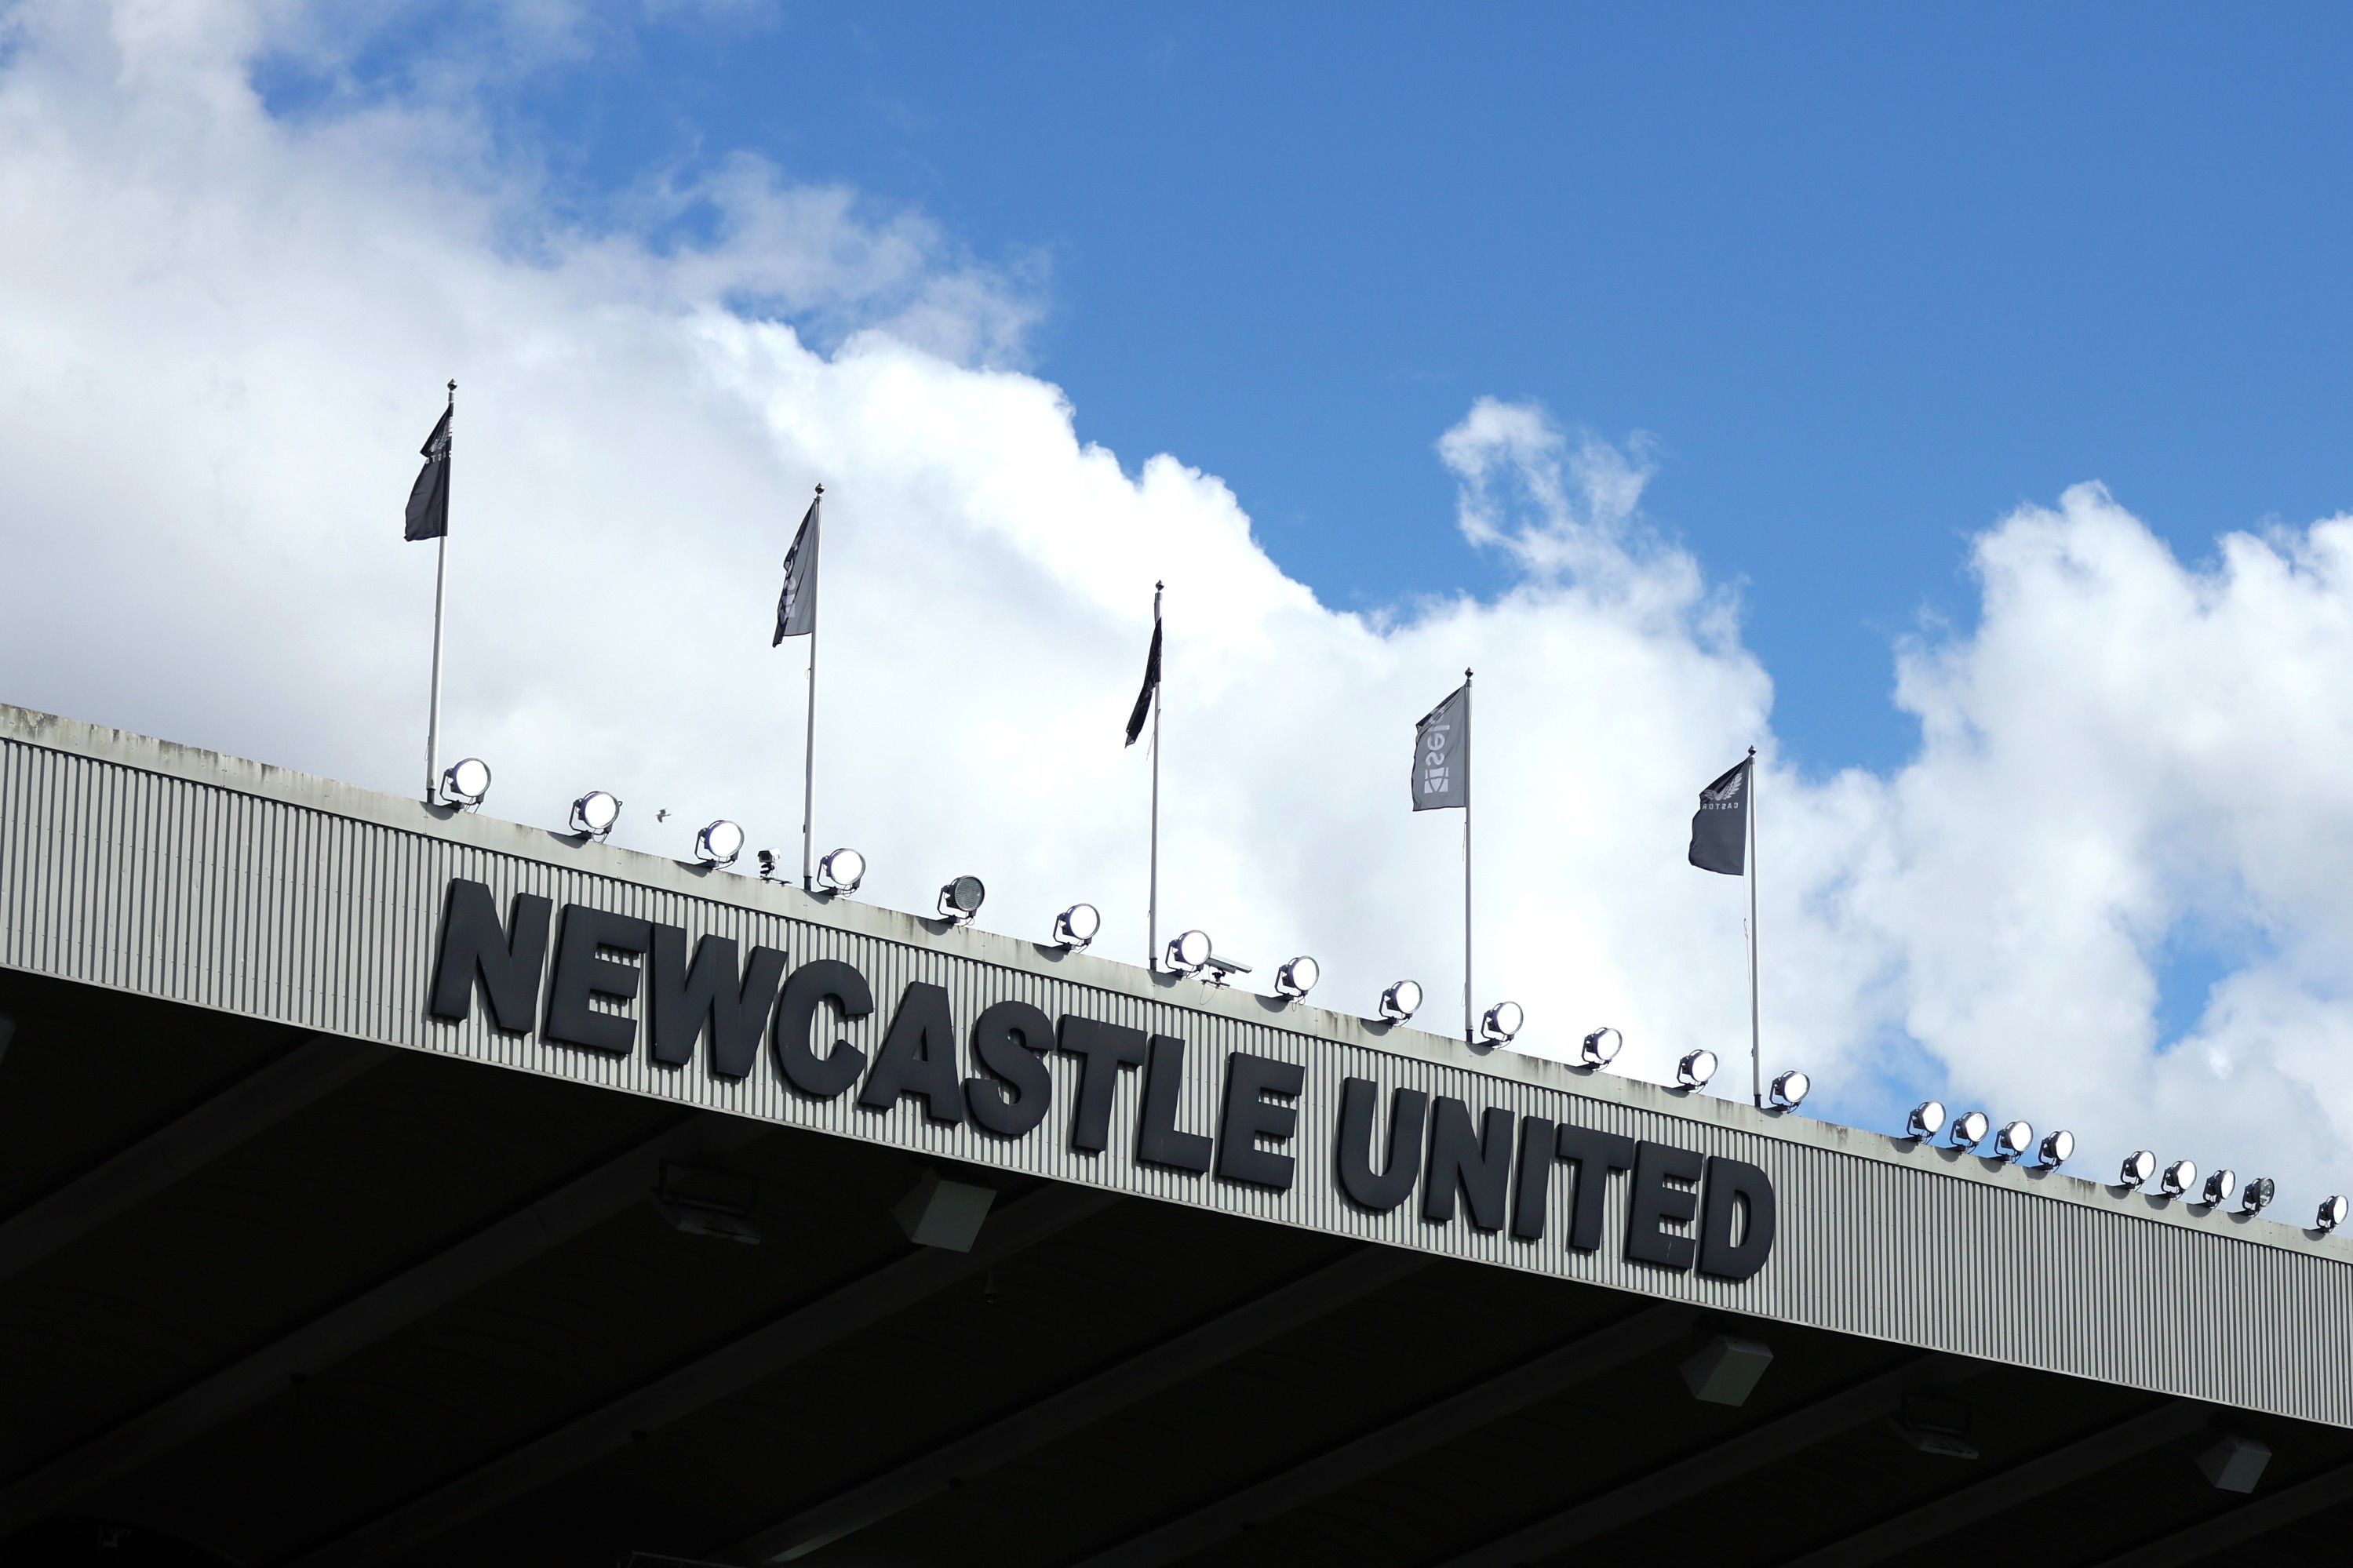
[8,1,2353,1209]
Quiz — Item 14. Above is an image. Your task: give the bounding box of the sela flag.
[402,404,452,541]
[772,490,822,644]
[1410,682,1469,810]
[1123,616,1161,746]
[1688,755,1752,874]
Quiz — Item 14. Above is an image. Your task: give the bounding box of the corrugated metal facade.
[3,705,2348,1427]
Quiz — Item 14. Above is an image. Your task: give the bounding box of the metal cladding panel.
[3,707,2351,1428]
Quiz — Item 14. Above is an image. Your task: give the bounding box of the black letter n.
[428,879,552,1033]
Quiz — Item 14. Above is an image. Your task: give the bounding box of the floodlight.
[818,846,865,893]
[1992,1120,2034,1161]
[1378,980,1422,1021]
[1275,956,1320,998]
[567,790,621,838]
[2240,1177,2275,1215]
[1768,1070,1810,1109]
[1904,1101,1947,1141]
[1165,930,1213,973]
[1677,1050,1717,1090]
[937,875,985,923]
[2160,1159,2198,1198]
[694,819,745,867]
[1480,1001,1524,1045]
[2317,1195,2348,1231]
[2118,1150,2157,1188]
[1051,903,1101,950]
[2202,1169,2238,1207]
[2037,1130,2075,1168]
[1947,1110,1991,1150]
[439,757,492,807]
[1578,1028,1623,1068]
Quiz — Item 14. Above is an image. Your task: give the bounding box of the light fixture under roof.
[2201,1169,2238,1208]
[1768,1070,1810,1109]
[2240,1177,2275,1215]
[1164,930,1213,974]
[1677,1049,1717,1090]
[1991,1121,2034,1161]
[2118,1149,2158,1188]
[817,846,865,893]
[438,757,492,807]
[1578,1028,1623,1068]
[1051,903,1100,950]
[2161,1159,2198,1198]
[2318,1195,2348,1232]
[2037,1130,2074,1169]
[937,875,985,924]
[1378,980,1422,1021]
[1480,1001,1524,1046]
[567,790,621,838]
[1274,956,1319,998]
[1904,1101,1947,1141]
[1947,1110,1991,1150]
[694,819,745,868]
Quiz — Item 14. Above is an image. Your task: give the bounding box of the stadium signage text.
[425,879,1776,1280]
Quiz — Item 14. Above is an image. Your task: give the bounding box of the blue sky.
[275,2,2353,776]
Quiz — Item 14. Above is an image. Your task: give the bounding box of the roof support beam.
[729,1243,1431,1564]
[0,1033,388,1286]
[290,1181,1121,1568]
[1071,1303,1696,1568]
[2089,1456,2353,1568]
[1779,1400,2210,1567]
[0,1109,763,1536]
[1439,1354,1974,1568]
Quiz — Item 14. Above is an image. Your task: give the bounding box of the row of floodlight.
[1906,1098,2348,1230]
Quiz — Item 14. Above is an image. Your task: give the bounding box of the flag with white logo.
[1410,682,1469,810]
[1688,756,1751,874]
[772,490,822,644]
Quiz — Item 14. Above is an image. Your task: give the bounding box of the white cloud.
[8,0,2353,1211]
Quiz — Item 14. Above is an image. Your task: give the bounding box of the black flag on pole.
[1688,756,1752,874]
[1411,682,1469,810]
[772,490,822,644]
[1124,617,1161,746]
[402,406,452,541]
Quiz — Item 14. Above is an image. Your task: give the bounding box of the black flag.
[772,490,822,644]
[1688,755,1752,875]
[403,405,451,542]
[1124,617,1161,746]
[1410,682,1469,810]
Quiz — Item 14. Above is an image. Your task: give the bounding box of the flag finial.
[814,483,824,495]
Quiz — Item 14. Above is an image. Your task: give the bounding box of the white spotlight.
[1904,1101,1947,1141]
[567,791,621,838]
[1992,1121,2034,1161]
[1579,1028,1623,1068]
[2202,1170,2238,1207]
[1677,1050,1717,1090]
[1275,956,1320,998]
[937,875,985,924]
[2118,1150,2157,1188]
[1947,1110,1991,1149]
[2318,1195,2348,1231]
[2037,1130,2075,1169]
[2240,1177,2275,1214]
[1769,1070,1810,1109]
[818,846,865,893]
[1378,980,1422,1021]
[694,820,745,868]
[2160,1159,2198,1198]
[439,757,492,807]
[1051,904,1100,950]
[1165,930,1213,973]
[1480,1002,1524,1046]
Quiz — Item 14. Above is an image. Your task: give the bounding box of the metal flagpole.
[423,379,453,803]
[1463,668,1474,1046]
[800,486,825,891]
[1148,581,1163,970]
[1747,745,1761,1108]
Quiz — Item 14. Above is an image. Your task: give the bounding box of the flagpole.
[423,378,453,804]
[1747,745,1761,1109]
[1148,581,1163,970]
[800,484,825,891]
[1463,668,1474,1046]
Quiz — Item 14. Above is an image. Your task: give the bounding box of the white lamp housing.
[1051,903,1100,950]
[1992,1121,2034,1161]
[1578,1028,1622,1068]
[1677,1050,1717,1090]
[694,820,745,868]
[2240,1177,2275,1214]
[2037,1130,2075,1169]
[1904,1101,1947,1141]
[1479,1001,1524,1046]
[2318,1195,2349,1231]
[439,757,492,807]
[1274,956,1320,999]
[1378,980,1422,1022]
[567,791,621,838]
[2118,1150,2158,1188]
[818,846,865,893]
[1165,930,1213,974]
[1948,1111,1991,1150]
[1769,1070,1810,1109]
[2160,1159,2198,1198]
